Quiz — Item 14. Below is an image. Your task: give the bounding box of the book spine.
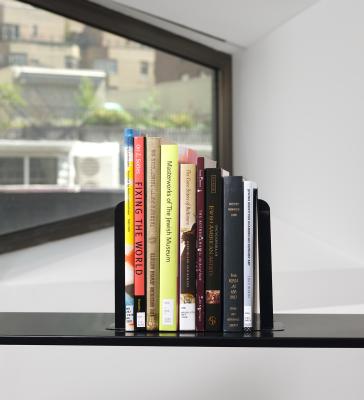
[195,157,205,331]
[159,144,179,331]
[252,186,258,323]
[146,137,161,331]
[205,168,223,331]
[223,176,243,332]
[243,181,255,330]
[134,136,146,330]
[179,164,196,331]
[124,128,135,331]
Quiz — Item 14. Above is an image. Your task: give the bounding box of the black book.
[223,176,243,332]
[205,168,227,331]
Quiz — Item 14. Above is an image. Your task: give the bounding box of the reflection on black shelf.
[1,313,364,347]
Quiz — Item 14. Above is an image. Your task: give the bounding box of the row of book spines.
[125,133,256,332]
[150,148,218,331]
[134,140,213,332]
[160,165,257,332]
[131,140,191,331]
[131,137,192,331]
[161,146,223,331]
[159,161,257,332]
[127,136,215,331]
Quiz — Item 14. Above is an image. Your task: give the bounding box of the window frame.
[0,0,232,254]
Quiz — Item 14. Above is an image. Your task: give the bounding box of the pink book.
[178,146,198,330]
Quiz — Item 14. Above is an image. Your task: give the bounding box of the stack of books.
[123,128,258,332]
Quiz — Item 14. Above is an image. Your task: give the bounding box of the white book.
[243,180,257,329]
[179,164,197,331]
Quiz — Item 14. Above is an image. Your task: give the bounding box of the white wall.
[1,346,364,400]
[234,0,364,313]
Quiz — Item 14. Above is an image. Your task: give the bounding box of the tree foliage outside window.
[0,83,25,132]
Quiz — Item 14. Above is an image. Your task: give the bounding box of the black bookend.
[114,201,125,330]
[257,199,274,330]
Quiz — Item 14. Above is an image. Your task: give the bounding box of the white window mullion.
[24,156,30,185]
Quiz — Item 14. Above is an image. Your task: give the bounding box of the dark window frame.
[0,0,232,254]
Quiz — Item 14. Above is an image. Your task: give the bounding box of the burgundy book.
[196,156,216,331]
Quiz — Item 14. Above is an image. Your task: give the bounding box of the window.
[0,158,23,185]
[65,55,78,69]
[32,24,38,38]
[0,0,231,252]
[29,58,40,66]
[29,157,58,184]
[0,24,20,41]
[140,61,149,76]
[8,52,27,65]
[93,58,118,75]
[0,156,58,185]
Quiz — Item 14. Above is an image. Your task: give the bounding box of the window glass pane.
[0,157,23,184]
[29,157,58,184]
[8,52,27,65]
[140,61,149,76]
[0,0,216,234]
[0,23,20,41]
[93,58,118,75]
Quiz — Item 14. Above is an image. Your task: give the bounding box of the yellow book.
[159,143,179,331]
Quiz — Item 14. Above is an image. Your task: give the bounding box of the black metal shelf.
[1,313,364,347]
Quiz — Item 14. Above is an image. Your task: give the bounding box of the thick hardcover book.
[196,157,216,331]
[134,136,146,330]
[222,176,243,332]
[145,137,161,331]
[243,180,257,330]
[205,168,228,331]
[179,163,197,331]
[159,143,179,331]
[124,128,136,331]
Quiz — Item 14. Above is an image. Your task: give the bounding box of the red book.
[134,136,146,330]
[196,156,216,331]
